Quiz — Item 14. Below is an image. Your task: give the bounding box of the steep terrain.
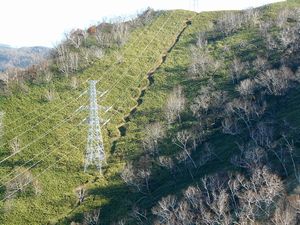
[0,1,300,224]
[0,10,195,224]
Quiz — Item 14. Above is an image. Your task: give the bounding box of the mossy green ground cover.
[1,0,300,224]
[0,10,196,225]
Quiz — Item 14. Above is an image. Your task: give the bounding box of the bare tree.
[157,156,177,180]
[69,52,79,72]
[95,24,114,48]
[142,122,165,154]
[137,169,151,192]
[279,26,299,52]
[282,135,300,183]
[256,67,299,96]
[55,44,79,76]
[121,161,151,194]
[225,98,267,131]
[157,156,176,178]
[173,130,197,168]
[187,175,232,224]
[258,20,274,42]
[196,32,208,48]
[43,71,53,84]
[79,47,104,66]
[152,195,177,225]
[113,219,127,225]
[222,116,240,135]
[112,22,130,47]
[288,194,300,213]
[152,168,285,225]
[70,76,78,89]
[0,73,9,94]
[9,137,21,155]
[230,58,246,84]
[43,88,56,102]
[164,86,185,125]
[133,7,157,27]
[276,8,290,28]
[188,48,220,79]
[190,84,227,117]
[243,8,261,27]
[236,78,257,96]
[230,142,266,169]
[266,33,279,51]
[130,207,148,225]
[253,56,269,74]
[90,47,104,59]
[250,122,273,148]
[55,44,70,75]
[121,162,142,193]
[75,186,86,205]
[238,167,284,220]
[199,143,218,166]
[0,111,4,140]
[272,198,297,225]
[65,29,87,49]
[183,186,202,210]
[157,156,174,169]
[83,209,100,225]
[95,29,107,47]
[5,167,41,199]
[79,48,92,66]
[215,12,243,36]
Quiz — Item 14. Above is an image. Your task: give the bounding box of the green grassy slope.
[0,10,195,225]
[75,0,300,224]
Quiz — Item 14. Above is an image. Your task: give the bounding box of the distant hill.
[0,44,10,48]
[0,45,50,72]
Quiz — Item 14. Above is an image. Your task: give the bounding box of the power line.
[0,11,196,204]
[0,100,114,190]
[87,12,189,131]
[0,142,81,202]
[1,8,189,181]
[1,78,90,133]
[0,91,87,153]
[0,14,164,133]
[0,11,178,167]
[0,12,172,151]
[0,119,84,184]
[81,13,177,173]
[0,118,110,202]
[0,98,88,165]
[102,12,174,95]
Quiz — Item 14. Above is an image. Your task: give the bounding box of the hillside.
[0,1,300,224]
[0,45,50,72]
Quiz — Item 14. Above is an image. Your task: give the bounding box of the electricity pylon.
[84,80,109,174]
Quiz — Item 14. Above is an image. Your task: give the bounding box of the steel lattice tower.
[84,80,105,173]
